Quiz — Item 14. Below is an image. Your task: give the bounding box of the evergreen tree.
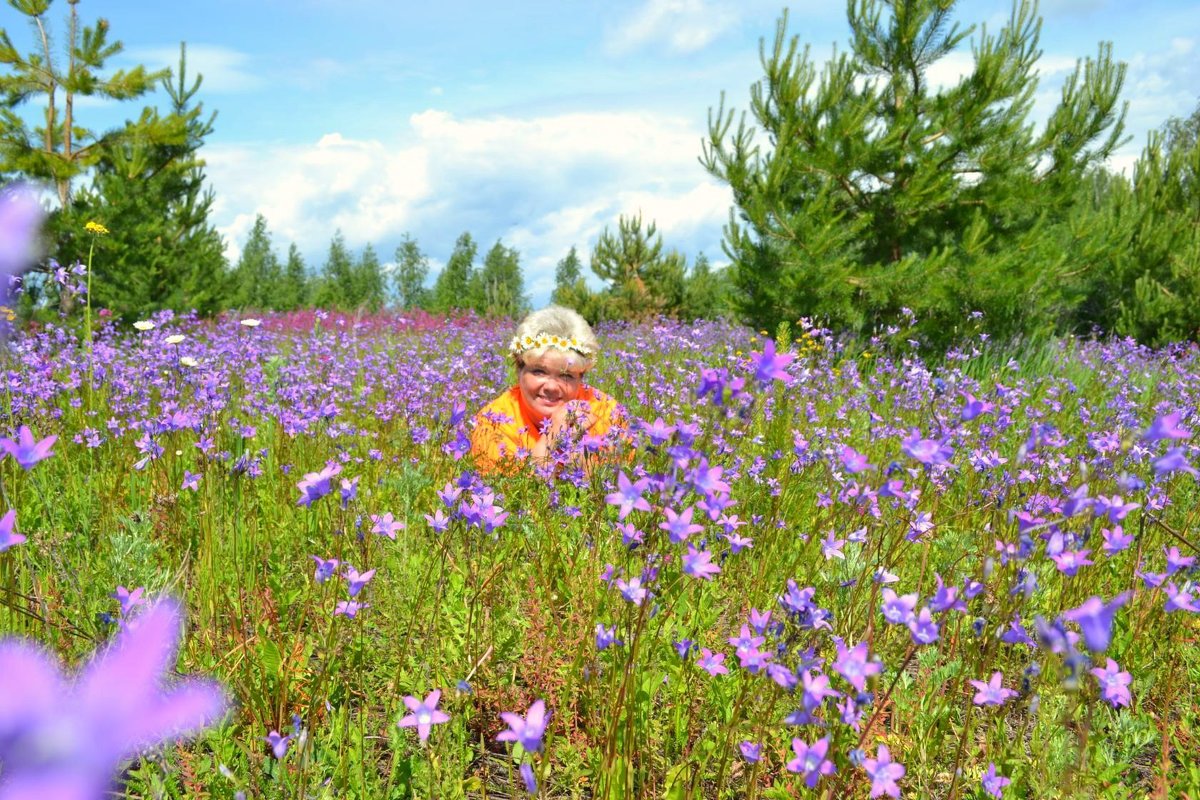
[54,43,227,317]
[431,232,477,313]
[476,239,528,318]
[681,252,732,320]
[701,0,1128,347]
[591,214,686,320]
[354,243,386,312]
[278,243,309,311]
[315,230,355,309]
[231,214,280,309]
[551,246,583,305]
[0,0,165,209]
[393,234,429,309]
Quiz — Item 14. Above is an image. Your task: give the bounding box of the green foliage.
[231,214,282,310]
[589,214,687,320]
[474,239,528,318]
[278,242,310,311]
[430,231,478,314]
[314,230,356,310]
[0,0,166,208]
[393,234,429,310]
[701,0,1129,349]
[44,43,228,318]
[354,243,386,313]
[680,253,734,321]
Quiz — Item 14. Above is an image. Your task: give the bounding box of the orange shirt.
[470,385,625,473]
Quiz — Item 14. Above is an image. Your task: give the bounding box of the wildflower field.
[1,310,1199,799]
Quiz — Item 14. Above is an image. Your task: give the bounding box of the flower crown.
[509,331,594,358]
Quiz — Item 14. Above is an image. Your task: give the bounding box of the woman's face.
[518,349,587,419]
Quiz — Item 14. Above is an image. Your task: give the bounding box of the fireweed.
[0,310,1196,798]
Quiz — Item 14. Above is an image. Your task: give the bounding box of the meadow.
[1,308,1198,799]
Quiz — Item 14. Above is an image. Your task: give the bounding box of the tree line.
[2,0,1198,345]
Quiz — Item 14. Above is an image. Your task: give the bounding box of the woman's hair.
[510,305,599,369]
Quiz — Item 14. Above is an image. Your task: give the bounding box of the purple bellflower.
[497,699,548,753]
[0,426,57,470]
[397,690,451,743]
[787,736,836,787]
[0,598,227,799]
[863,744,906,798]
[1063,592,1130,653]
[1090,658,1132,708]
[981,763,1011,798]
[0,509,24,552]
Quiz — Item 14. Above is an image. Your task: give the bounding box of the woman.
[471,306,624,472]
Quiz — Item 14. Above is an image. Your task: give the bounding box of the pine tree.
[682,252,732,320]
[278,243,309,311]
[355,243,386,312]
[591,214,686,320]
[477,240,528,318]
[393,234,429,309]
[53,43,227,317]
[431,232,477,314]
[701,0,1128,346]
[315,230,355,309]
[231,214,280,309]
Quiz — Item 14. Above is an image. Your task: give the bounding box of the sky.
[2,0,1198,305]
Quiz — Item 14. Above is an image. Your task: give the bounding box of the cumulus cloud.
[205,109,732,300]
[605,0,741,56]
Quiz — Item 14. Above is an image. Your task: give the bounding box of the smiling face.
[517,349,587,419]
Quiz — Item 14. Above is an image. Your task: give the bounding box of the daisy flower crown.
[509,331,594,358]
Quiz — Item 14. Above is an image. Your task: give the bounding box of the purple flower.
[110,586,146,617]
[981,762,1011,798]
[1062,484,1092,518]
[1164,546,1196,575]
[595,623,621,650]
[1093,495,1139,524]
[901,429,954,466]
[969,671,1018,706]
[339,476,359,508]
[520,762,537,794]
[0,184,43,302]
[682,546,721,581]
[834,640,882,692]
[1141,411,1192,442]
[0,598,226,798]
[863,744,906,798]
[295,463,342,507]
[1153,448,1198,478]
[334,600,369,618]
[343,566,376,597]
[424,508,450,533]
[497,699,548,753]
[1050,548,1093,577]
[181,471,201,492]
[929,574,967,614]
[639,417,675,446]
[397,690,451,742]
[1064,593,1130,653]
[800,670,841,709]
[960,392,994,421]
[696,648,727,676]
[751,339,794,386]
[370,513,405,540]
[1101,526,1133,556]
[840,445,874,474]
[616,575,650,606]
[881,588,917,625]
[311,556,339,584]
[787,736,836,787]
[1090,658,1132,708]
[264,729,291,759]
[739,741,761,763]
[659,506,703,544]
[605,472,652,520]
[1164,583,1200,613]
[0,509,25,552]
[907,606,940,644]
[821,530,846,560]
[0,426,57,470]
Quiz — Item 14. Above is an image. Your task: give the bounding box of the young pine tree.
[393,234,430,310]
[702,0,1128,347]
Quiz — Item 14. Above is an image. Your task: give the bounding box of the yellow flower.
[0,306,14,322]
[85,221,109,235]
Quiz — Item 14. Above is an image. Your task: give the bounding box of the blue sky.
[3,0,1198,304]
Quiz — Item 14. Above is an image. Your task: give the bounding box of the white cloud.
[605,0,741,56]
[205,109,732,299]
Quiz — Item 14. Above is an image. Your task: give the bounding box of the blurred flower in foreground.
[0,184,43,306]
[0,598,227,799]
[0,425,57,470]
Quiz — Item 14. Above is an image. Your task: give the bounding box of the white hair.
[511,305,599,369]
